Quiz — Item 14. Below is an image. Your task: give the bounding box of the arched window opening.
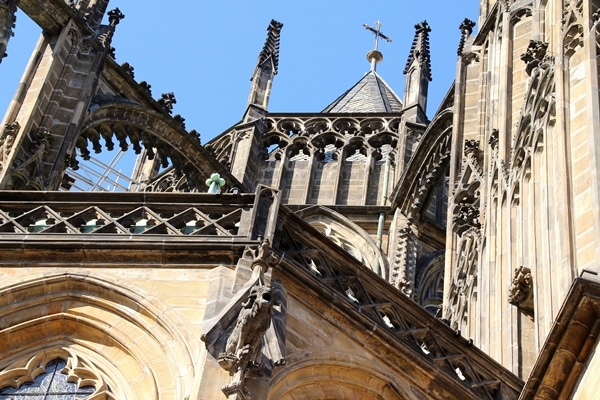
[0,358,97,399]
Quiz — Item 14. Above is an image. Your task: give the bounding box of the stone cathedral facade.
[0,0,599,399]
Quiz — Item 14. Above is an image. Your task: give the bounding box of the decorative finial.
[107,8,125,28]
[457,18,476,56]
[403,21,432,81]
[157,92,176,114]
[206,173,226,193]
[363,21,392,71]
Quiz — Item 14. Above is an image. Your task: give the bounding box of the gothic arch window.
[0,351,114,400]
[416,253,445,316]
[0,359,94,399]
[299,207,389,279]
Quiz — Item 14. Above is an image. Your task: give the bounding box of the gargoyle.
[213,279,286,399]
[202,261,286,399]
[218,284,274,373]
[508,266,534,312]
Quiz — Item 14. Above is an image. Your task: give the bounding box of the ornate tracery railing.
[275,207,524,400]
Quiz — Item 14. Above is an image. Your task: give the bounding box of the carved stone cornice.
[276,207,523,399]
[520,272,600,399]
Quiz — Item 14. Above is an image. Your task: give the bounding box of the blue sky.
[1,1,479,144]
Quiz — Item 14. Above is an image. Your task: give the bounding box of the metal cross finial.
[363,21,392,50]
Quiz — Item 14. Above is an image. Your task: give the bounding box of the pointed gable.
[322,71,403,113]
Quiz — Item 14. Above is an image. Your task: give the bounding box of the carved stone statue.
[0,121,19,173]
[216,280,285,399]
[508,266,533,312]
[219,284,275,372]
[202,239,286,399]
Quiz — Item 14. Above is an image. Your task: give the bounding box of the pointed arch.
[268,358,412,400]
[297,206,389,279]
[0,273,196,400]
[415,251,445,315]
[0,349,114,399]
[79,100,230,191]
[391,108,452,222]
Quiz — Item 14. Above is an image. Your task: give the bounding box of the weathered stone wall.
[446,0,600,379]
[0,266,225,399]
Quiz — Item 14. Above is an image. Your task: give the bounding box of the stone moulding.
[519,271,600,399]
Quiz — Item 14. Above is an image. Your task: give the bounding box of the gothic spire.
[403,21,432,81]
[243,19,283,123]
[321,21,402,113]
[403,21,431,123]
[256,19,283,76]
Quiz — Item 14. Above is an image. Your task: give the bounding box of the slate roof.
[322,71,403,113]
